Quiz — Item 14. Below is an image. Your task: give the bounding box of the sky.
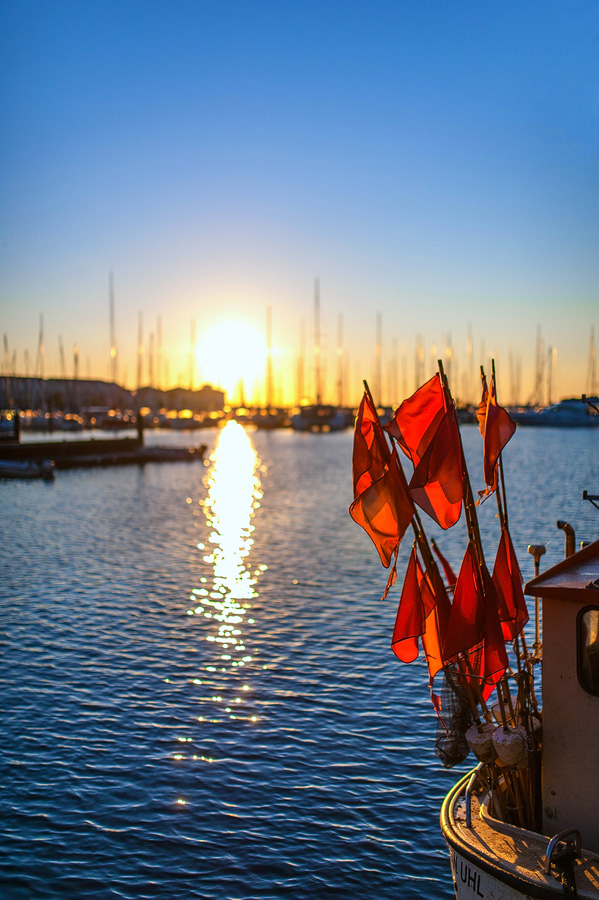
[1,0,598,407]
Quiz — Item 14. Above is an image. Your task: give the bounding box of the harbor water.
[1,423,597,900]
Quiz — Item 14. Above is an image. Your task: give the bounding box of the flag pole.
[363,379,491,726]
[438,360,486,566]
[362,380,448,596]
[439,359,511,730]
[491,359,509,529]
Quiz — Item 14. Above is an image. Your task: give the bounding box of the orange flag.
[385,374,463,530]
[391,545,450,687]
[442,543,508,701]
[432,539,458,588]
[350,393,415,568]
[477,372,489,436]
[385,374,445,466]
[492,524,529,641]
[479,372,515,492]
[408,403,463,529]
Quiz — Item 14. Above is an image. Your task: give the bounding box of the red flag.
[391,548,422,664]
[432,539,458,588]
[492,524,529,641]
[408,402,463,529]
[480,567,510,700]
[477,372,488,436]
[385,374,445,466]
[349,393,415,568]
[385,374,463,530]
[443,543,508,700]
[480,372,516,488]
[391,546,450,684]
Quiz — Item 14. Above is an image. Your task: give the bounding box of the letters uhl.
[459,859,484,897]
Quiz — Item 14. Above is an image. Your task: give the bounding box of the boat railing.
[544,828,581,875]
[465,763,486,828]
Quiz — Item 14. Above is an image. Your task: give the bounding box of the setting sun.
[197,321,268,403]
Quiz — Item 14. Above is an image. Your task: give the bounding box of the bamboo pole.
[362,378,489,728]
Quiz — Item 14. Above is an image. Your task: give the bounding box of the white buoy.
[492,725,529,766]
[466,722,497,762]
[492,694,518,726]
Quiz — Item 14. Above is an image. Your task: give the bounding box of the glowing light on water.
[204,420,261,602]
[189,420,263,726]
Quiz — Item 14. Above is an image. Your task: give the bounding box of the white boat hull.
[442,772,599,899]
[449,846,538,899]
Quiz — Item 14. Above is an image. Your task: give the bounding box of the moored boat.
[442,538,599,899]
[0,458,55,480]
[348,364,599,899]
[0,419,207,469]
[510,397,599,427]
[291,404,353,432]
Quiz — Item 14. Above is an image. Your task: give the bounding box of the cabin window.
[578,607,599,696]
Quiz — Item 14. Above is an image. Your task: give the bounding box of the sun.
[197,320,268,402]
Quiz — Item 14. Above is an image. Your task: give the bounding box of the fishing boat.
[441,535,599,899]
[348,364,599,900]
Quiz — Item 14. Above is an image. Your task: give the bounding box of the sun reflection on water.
[186,420,263,737]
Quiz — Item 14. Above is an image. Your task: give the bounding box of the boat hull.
[441,772,599,900]
[448,845,542,900]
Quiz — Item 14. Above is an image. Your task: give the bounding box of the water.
[1,423,597,899]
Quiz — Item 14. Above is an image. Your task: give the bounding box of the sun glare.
[197,321,268,401]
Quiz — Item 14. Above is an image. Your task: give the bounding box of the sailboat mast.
[336,314,344,408]
[297,319,305,406]
[266,305,273,409]
[109,272,117,384]
[314,278,321,405]
[137,312,143,391]
[375,311,382,407]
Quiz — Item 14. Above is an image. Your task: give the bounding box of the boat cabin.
[525,539,599,854]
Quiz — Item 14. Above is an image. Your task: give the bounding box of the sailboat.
[291,279,353,432]
[349,364,599,899]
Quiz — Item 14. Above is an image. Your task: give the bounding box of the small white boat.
[510,397,599,427]
[0,458,55,480]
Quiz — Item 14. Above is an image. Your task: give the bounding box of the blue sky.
[1,0,598,405]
